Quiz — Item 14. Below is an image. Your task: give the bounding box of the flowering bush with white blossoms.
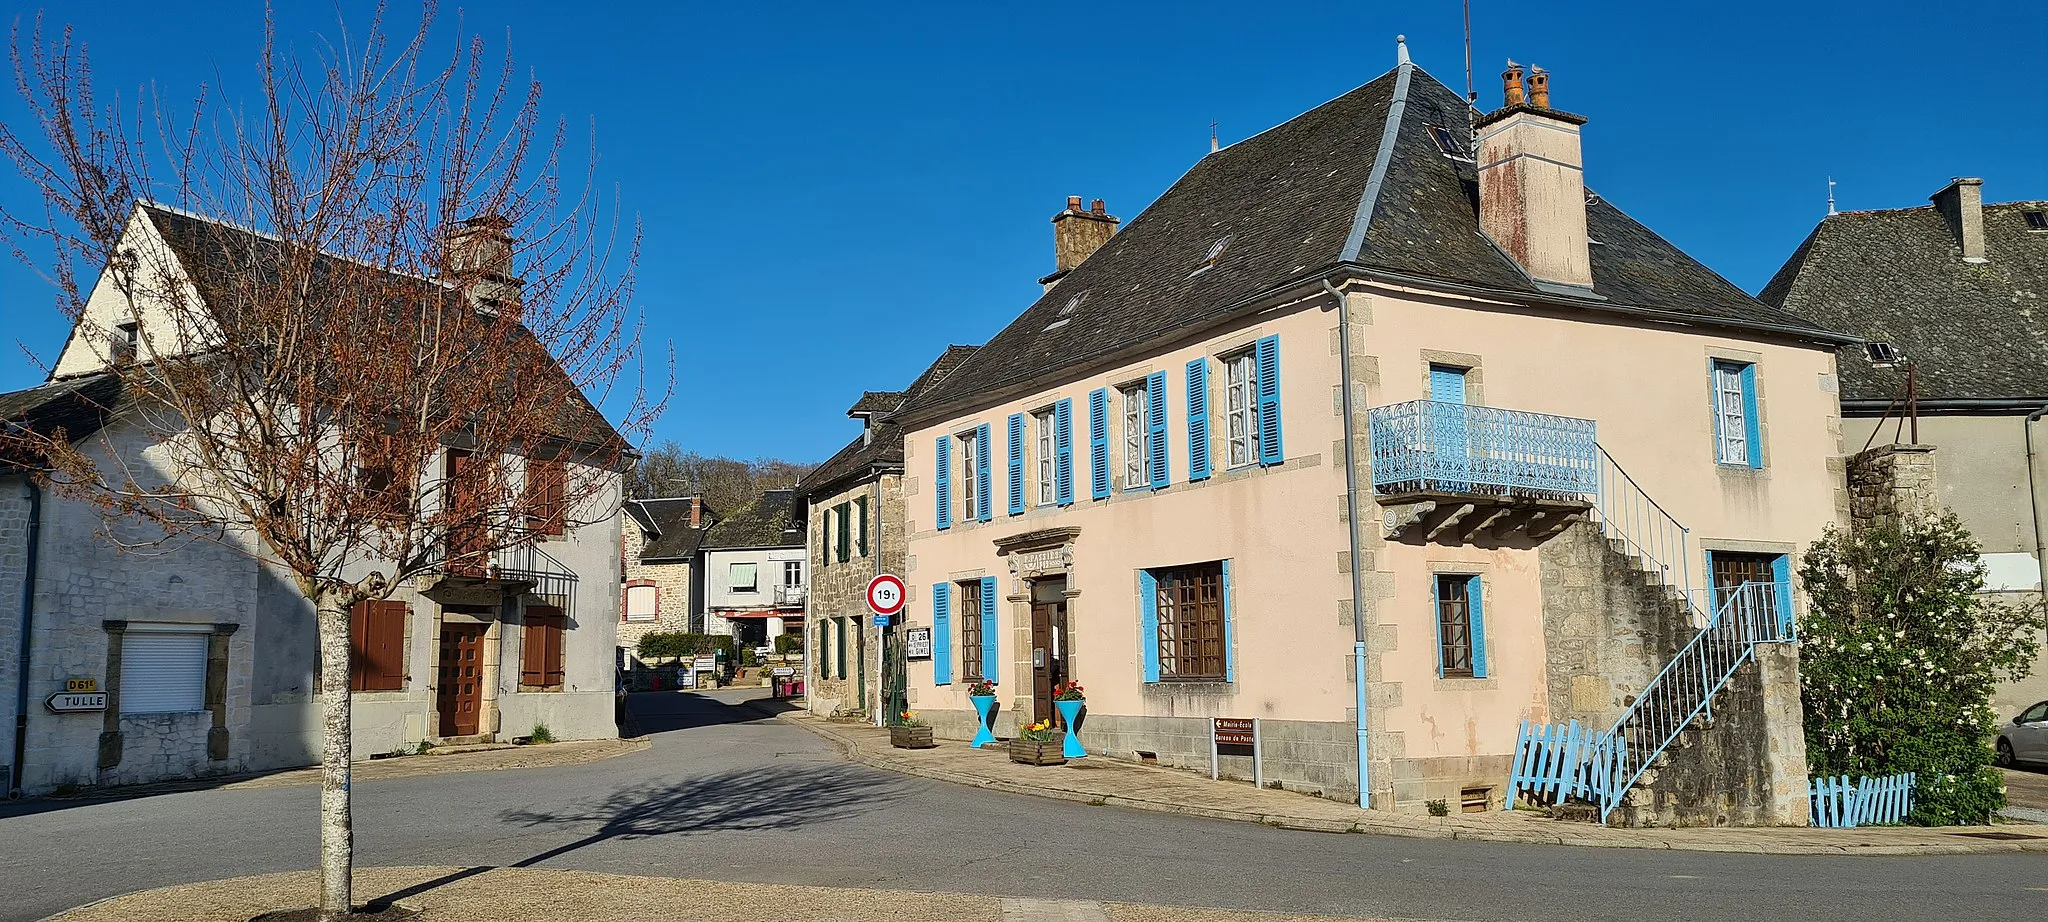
[1798,512,2046,825]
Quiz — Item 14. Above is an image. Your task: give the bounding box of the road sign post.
[866,573,907,728]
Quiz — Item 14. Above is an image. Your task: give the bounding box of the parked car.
[1996,700,2048,767]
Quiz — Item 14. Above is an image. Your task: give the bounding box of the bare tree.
[0,4,661,918]
[628,440,814,510]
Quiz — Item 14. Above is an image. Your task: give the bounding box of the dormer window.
[112,321,139,363]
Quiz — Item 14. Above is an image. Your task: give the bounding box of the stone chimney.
[445,214,526,312]
[1930,177,1987,263]
[1041,196,1119,290]
[1474,62,1594,290]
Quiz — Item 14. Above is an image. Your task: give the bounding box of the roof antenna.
[1464,0,1476,105]
[1210,119,1219,154]
[1827,176,1838,216]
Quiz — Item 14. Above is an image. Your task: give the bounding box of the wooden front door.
[436,622,488,736]
[1030,577,1069,726]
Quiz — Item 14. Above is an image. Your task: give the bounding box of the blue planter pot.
[1056,699,1086,758]
[969,695,998,748]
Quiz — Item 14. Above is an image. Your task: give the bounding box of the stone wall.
[806,473,904,718]
[1846,444,1939,532]
[619,519,695,662]
[0,477,31,791]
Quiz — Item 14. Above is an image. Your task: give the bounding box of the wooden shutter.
[351,601,408,691]
[1053,399,1074,506]
[974,423,993,522]
[932,582,953,685]
[855,495,869,556]
[1145,371,1169,489]
[1255,335,1284,465]
[1088,388,1110,500]
[523,607,565,687]
[1138,569,1160,682]
[1007,413,1026,515]
[835,502,851,563]
[1467,575,1488,679]
[526,459,566,536]
[1740,363,1762,468]
[934,436,952,530]
[1220,559,1235,682]
[979,575,999,679]
[1186,359,1211,482]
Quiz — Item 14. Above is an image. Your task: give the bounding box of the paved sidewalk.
[44,867,1412,922]
[784,713,2048,856]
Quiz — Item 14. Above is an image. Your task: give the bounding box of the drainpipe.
[2025,406,2048,603]
[9,476,44,798]
[1323,278,1373,809]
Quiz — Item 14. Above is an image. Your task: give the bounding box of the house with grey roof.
[697,489,807,651]
[798,344,978,719]
[620,496,714,669]
[890,43,1853,825]
[1761,176,2048,717]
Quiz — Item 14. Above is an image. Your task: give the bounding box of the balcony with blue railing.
[1367,400,1598,543]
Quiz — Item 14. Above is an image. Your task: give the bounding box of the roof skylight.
[1426,124,1470,160]
[2025,210,2047,231]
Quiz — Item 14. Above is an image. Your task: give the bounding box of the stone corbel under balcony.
[1378,491,1589,546]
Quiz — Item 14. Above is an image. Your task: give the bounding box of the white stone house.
[697,489,807,652]
[0,204,625,797]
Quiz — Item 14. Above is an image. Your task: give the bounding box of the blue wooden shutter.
[1255,335,1284,465]
[980,575,999,680]
[975,423,993,522]
[1007,413,1026,515]
[1221,559,1235,682]
[931,583,952,685]
[1088,388,1111,500]
[1186,359,1212,482]
[1432,576,1446,678]
[1139,569,1160,682]
[1467,575,1488,679]
[1146,371,1169,489]
[1429,365,1469,404]
[1770,553,1794,634]
[1054,399,1075,506]
[934,436,952,531]
[1741,363,1762,468]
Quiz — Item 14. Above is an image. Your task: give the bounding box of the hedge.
[636,632,736,660]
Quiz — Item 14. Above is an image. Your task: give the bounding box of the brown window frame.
[521,605,567,689]
[1155,562,1226,681]
[1710,551,1780,614]
[1435,574,1475,677]
[349,600,408,692]
[957,578,984,682]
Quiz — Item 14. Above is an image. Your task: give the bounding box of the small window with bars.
[1154,562,1226,680]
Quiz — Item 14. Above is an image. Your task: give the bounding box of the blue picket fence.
[1506,719,1621,810]
[1808,772,1916,828]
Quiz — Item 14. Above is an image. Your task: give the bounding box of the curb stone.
[777,712,2048,857]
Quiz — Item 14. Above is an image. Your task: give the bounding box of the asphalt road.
[0,689,2037,922]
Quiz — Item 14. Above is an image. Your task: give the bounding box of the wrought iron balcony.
[1368,400,1597,544]
[430,527,581,617]
[774,584,808,606]
[1368,400,1598,498]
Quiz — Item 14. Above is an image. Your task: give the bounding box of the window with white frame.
[783,560,804,587]
[1121,382,1148,488]
[730,562,758,592]
[959,428,982,520]
[1225,351,1261,467]
[119,627,210,714]
[1034,408,1056,506]
[1712,361,1753,466]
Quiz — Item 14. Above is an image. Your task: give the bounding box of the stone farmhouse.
[0,204,625,797]
[1762,177,2048,716]
[621,496,713,666]
[886,44,1858,824]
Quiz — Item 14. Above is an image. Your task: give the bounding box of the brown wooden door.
[1030,577,1070,726]
[436,622,488,736]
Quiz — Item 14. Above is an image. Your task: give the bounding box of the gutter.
[2026,407,2048,604]
[9,476,42,798]
[1843,397,2048,416]
[1324,279,1374,810]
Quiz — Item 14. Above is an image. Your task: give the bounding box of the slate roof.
[801,345,980,498]
[1759,200,2048,405]
[0,373,123,470]
[899,57,1844,423]
[699,488,804,550]
[628,497,711,561]
[136,205,624,450]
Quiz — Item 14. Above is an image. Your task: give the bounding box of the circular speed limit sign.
[866,573,906,616]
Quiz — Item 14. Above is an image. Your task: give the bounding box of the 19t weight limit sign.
[867,574,906,618]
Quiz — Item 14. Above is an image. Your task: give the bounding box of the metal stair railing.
[1593,445,1706,620]
[1508,582,1791,821]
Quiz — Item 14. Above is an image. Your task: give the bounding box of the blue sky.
[1,1,2044,462]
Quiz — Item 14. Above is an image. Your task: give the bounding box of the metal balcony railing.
[774,584,808,606]
[431,527,581,618]
[1367,400,1599,498]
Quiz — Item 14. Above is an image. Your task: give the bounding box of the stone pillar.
[1754,644,1811,825]
[1845,444,1939,533]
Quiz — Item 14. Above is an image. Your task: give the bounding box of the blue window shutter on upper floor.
[934,436,952,531]
[1741,363,1762,468]
[1146,371,1169,489]
[1186,359,1212,482]
[1221,558,1235,682]
[975,423,993,522]
[1054,398,1075,506]
[1255,335,1284,466]
[1467,575,1488,679]
[1770,553,1794,634]
[1088,388,1111,500]
[980,575,999,679]
[1138,569,1160,682]
[1007,413,1026,516]
[932,582,952,685]
[1429,364,1469,404]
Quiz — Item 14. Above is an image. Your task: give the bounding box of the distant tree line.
[629,440,815,513]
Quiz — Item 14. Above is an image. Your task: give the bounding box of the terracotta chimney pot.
[1502,60,1527,107]
[1528,66,1550,108]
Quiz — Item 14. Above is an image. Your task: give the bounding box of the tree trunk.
[316,592,355,919]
